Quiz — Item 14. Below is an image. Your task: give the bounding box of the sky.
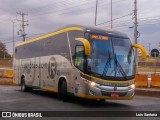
[0,0,160,54]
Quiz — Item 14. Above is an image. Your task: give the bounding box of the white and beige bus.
[14,25,146,101]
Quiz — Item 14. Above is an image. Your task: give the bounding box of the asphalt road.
[0,85,160,120]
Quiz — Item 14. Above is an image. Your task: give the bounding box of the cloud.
[0,0,160,54]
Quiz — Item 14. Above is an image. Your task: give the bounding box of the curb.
[135,88,160,97]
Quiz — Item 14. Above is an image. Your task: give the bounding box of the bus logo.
[48,57,57,79]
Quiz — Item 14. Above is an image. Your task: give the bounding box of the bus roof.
[16,24,129,47]
[66,24,129,38]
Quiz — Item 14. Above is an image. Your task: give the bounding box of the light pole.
[111,0,113,29]
[134,0,138,57]
[12,20,15,58]
[95,0,98,26]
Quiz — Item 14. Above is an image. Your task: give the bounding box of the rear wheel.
[21,82,25,91]
[21,77,32,92]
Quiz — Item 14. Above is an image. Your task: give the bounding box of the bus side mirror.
[132,44,147,59]
[75,38,91,56]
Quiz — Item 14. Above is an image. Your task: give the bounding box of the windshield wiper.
[114,54,127,80]
[102,51,111,77]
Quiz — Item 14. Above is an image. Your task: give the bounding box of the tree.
[0,42,11,58]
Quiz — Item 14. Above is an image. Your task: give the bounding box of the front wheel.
[61,80,69,102]
[99,99,106,102]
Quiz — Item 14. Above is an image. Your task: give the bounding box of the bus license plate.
[111,93,119,97]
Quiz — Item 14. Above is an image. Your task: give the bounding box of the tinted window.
[15,33,70,59]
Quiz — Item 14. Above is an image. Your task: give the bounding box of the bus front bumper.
[77,82,135,100]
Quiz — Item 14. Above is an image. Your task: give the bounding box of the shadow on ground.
[16,89,130,109]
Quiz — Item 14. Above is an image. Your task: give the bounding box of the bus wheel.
[99,99,105,102]
[21,77,32,92]
[21,77,26,92]
[61,80,68,102]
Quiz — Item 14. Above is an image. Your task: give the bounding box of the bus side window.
[75,46,84,71]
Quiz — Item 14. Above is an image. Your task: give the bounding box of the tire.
[21,77,26,92]
[61,80,68,102]
[99,99,106,102]
[21,77,32,92]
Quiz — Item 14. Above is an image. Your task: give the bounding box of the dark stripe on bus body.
[15,33,70,59]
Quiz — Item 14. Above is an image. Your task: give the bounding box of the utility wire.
[96,12,133,26]
[29,1,104,20]
[1,0,160,45]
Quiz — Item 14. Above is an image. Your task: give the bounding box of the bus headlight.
[129,84,135,89]
[81,77,100,87]
[91,82,96,86]
[90,81,100,87]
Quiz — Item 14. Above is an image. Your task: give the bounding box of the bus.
[14,25,146,101]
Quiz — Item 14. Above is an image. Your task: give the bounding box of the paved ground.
[0,85,160,120]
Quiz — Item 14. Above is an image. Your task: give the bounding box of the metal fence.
[137,56,160,73]
[0,58,13,68]
[0,58,13,78]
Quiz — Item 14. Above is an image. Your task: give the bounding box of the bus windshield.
[87,34,135,80]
